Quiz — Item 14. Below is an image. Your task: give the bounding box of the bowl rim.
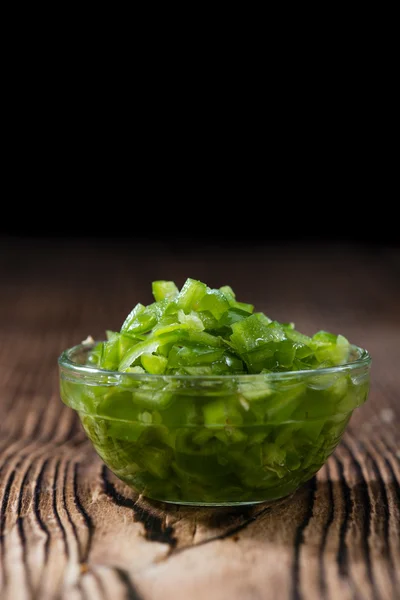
[58,341,372,382]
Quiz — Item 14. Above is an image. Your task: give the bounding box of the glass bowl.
[58,342,371,506]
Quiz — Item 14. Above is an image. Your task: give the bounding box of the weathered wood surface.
[0,237,399,600]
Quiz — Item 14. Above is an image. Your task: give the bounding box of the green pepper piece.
[119,339,160,371]
[219,285,254,314]
[176,278,207,313]
[214,427,248,445]
[283,325,312,346]
[191,428,215,445]
[264,381,306,422]
[87,342,104,366]
[121,303,158,335]
[60,380,100,414]
[100,334,120,369]
[141,353,168,374]
[130,388,174,410]
[106,420,146,442]
[167,344,225,368]
[262,442,287,478]
[223,352,245,372]
[95,389,139,420]
[203,397,243,427]
[275,340,296,368]
[197,289,230,320]
[152,280,179,302]
[187,330,222,347]
[230,313,277,355]
[198,310,220,330]
[177,310,205,331]
[218,307,253,328]
[135,445,173,479]
[120,303,145,330]
[219,285,236,299]
[311,331,350,365]
[153,322,189,337]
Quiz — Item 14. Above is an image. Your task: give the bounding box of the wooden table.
[1,236,399,600]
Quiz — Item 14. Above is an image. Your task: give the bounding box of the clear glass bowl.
[58,343,371,506]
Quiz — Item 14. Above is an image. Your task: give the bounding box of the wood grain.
[0,237,399,600]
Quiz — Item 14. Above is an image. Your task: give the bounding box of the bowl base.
[159,499,269,507]
[141,491,297,508]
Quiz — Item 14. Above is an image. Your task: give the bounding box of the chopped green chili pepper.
[60,277,369,505]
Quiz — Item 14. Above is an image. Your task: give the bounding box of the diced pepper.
[197,289,231,320]
[69,276,367,505]
[152,280,179,302]
[176,278,207,313]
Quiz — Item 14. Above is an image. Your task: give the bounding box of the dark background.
[2,113,396,249]
[3,52,396,251]
[1,209,396,248]
[3,102,396,249]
